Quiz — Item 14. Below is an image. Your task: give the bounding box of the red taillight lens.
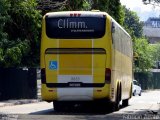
[70,13,81,17]
[105,68,111,83]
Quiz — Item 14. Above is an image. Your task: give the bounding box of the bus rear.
[40,11,112,108]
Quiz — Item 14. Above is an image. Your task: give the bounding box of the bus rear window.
[45,16,106,39]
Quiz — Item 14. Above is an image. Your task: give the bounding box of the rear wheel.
[93,100,109,112]
[112,85,121,111]
[122,99,129,107]
[53,101,69,112]
[133,90,136,96]
[139,90,142,96]
[53,101,62,111]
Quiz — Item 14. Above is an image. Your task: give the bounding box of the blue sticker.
[49,61,58,70]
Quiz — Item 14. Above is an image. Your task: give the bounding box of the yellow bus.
[40,11,133,111]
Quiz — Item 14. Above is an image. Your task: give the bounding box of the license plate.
[69,82,81,87]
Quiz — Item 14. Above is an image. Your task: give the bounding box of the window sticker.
[49,61,58,70]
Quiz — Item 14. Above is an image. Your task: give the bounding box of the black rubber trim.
[45,83,105,88]
[45,48,106,54]
[41,68,46,84]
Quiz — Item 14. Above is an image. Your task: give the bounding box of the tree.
[122,6,143,40]
[149,43,160,68]
[37,0,125,25]
[134,38,155,72]
[0,0,42,67]
[154,43,160,61]
[122,6,160,72]
[0,0,10,66]
[62,0,90,10]
[37,0,91,14]
[91,0,124,25]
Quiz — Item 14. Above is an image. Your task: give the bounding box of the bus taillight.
[105,68,111,83]
[70,13,81,17]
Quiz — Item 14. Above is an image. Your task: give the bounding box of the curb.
[0,99,41,108]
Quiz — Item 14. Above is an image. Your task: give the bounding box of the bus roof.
[45,11,107,18]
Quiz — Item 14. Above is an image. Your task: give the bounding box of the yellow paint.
[59,54,92,75]
[40,11,133,102]
[93,54,106,83]
[59,40,92,48]
[41,84,57,101]
[93,84,110,99]
[113,49,133,100]
[45,54,58,83]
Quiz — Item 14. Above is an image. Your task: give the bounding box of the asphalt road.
[0,90,160,120]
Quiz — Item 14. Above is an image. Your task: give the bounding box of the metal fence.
[134,72,160,90]
[0,68,37,101]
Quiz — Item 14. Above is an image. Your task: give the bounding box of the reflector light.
[70,14,73,17]
[70,13,81,17]
[74,13,77,17]
[97,90,102,92]
[48,90,54,92]
[105,68,111,83]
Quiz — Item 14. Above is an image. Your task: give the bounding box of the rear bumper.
[45,83,105,88]
[41,83,110,101]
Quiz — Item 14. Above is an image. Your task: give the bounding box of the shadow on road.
[20,107,159,120]
[24,105,144,120]
[29,104,127,115]
[21,104,160,120]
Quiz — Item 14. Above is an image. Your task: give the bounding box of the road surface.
[0,90,160,120]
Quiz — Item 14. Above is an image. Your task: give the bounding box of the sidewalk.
[0,99,41,108]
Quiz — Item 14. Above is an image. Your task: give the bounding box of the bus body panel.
[112,49,132,100]
[44,48,107,100]
[111,19,133,102]
[40,11,132,103]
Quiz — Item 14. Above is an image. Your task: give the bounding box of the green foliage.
[121,6,159,72]
[155,43,160,61]
[0,48,4,64]
[57,0,91,11]
[91,0,124,25]
[122,6,143,39]
[4,47,22,67]
[149,43,160,67]
[0,0,42,68]
[52,0,125,25]
[106,0,124,25]
[1,0,126,68]
[0,0,9,41]
[134,38,155,72]
[0,0,10,66]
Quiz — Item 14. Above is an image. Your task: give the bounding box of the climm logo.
[58,19,88,29]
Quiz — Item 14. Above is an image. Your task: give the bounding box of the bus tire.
[139,90,142,96]
[112,85,121,111]
[133,90,136,96]
[53,101,63,111]
[130,83,133,98]
[122,99,129,107]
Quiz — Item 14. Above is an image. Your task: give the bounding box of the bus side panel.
[114,49,132,101]
[93,16,113,100]
[111,20,133,102]
[121,54,132,99]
